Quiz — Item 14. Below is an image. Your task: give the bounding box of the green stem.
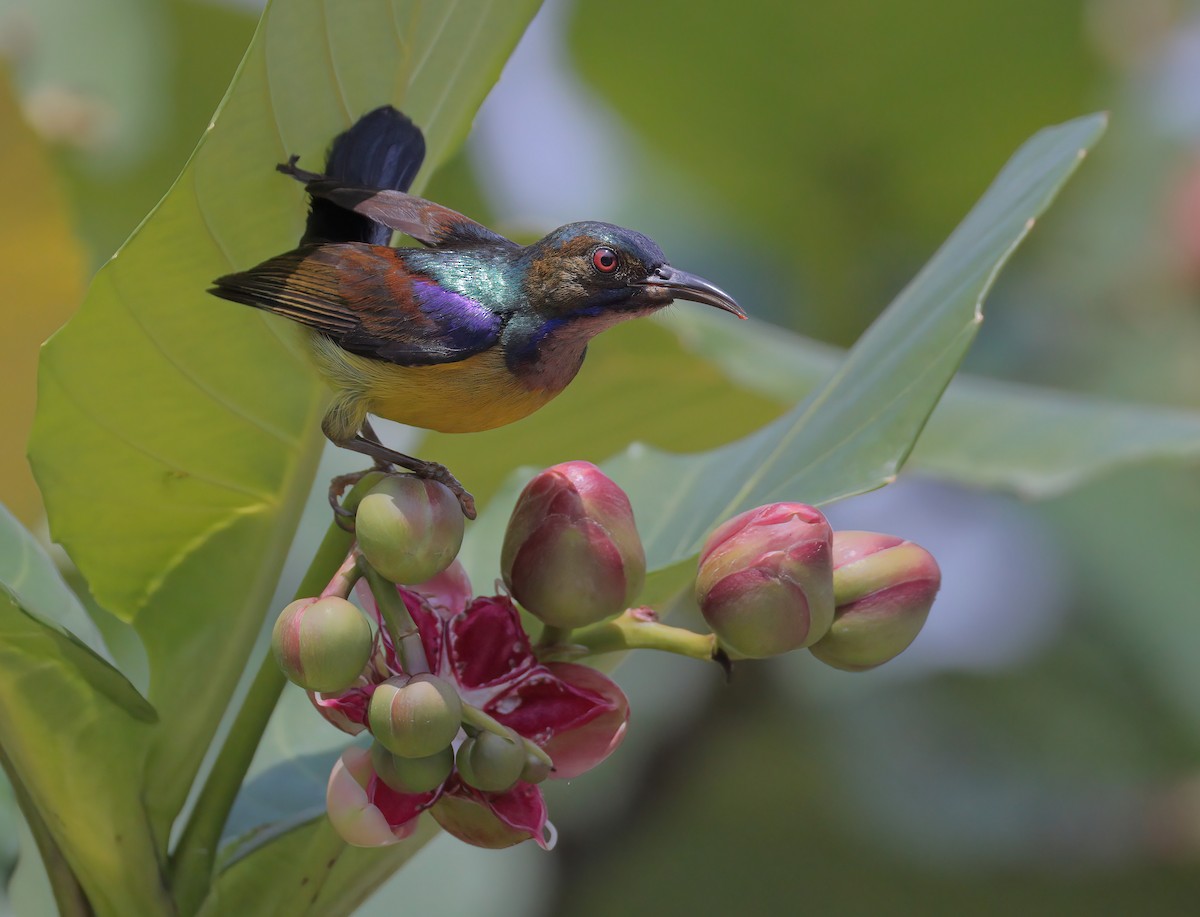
[361,560,429,675]
[540,607,717,663]
[534,624,573,649]
[170,495,367,916]
[0,745,93,917]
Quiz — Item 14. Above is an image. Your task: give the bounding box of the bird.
[210,106,745,520]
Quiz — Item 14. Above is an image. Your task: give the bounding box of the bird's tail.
[303,105,426,246]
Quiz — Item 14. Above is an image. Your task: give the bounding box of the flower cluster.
[272,461,942,852]
[318,565,628,848]
[695,503,941,669]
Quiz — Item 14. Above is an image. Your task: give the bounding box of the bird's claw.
[428,465,476,520]
[328,463,475,525]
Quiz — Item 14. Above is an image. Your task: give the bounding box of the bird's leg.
[337,427,477,520]
[326,420,397,528]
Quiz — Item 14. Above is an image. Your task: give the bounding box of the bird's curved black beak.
[639,265,747,319]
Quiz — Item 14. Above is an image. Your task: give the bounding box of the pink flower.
[321,562,629,849]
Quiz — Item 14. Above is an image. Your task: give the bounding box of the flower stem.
[539,607,717,663]
[320,550,361,600]
[169,480,377,917]
[534,624,573,648]
[361,560,430,675]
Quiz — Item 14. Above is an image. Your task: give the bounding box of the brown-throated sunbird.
[210,107,745,519]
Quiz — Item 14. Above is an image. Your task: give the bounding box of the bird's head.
[520,221,745,321]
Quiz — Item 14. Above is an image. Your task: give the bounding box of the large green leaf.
[667,305,1200,499]
[466,115,1107,603]
[28,0,541,852]
[0,507,164,915]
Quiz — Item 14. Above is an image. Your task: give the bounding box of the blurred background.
[3,0,1200,914]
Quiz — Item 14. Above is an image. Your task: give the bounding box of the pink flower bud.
[355,474,464,585]
[501,461,645,629]
[271,596,373,693]
[695,503,834,658]
[809,531,941,671]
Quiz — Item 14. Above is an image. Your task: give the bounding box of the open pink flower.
[321,562,629,849]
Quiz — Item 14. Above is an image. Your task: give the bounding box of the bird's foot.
[327,461,394,531]
[327,471,367,531]
[419,462,477,521]
[394,456,477,519]
[329,462,475,524]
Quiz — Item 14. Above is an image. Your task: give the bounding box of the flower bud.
[809,530,941,671]
[271,596,373,693]
[519,749,553,785]
[368,673,462,758]
[501,461,645,629]
[355,475,464,584]
[456,731,526,793]
[695,503,834,658]
[370,741,453,794]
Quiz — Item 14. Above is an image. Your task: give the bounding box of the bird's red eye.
[592,246,619,273]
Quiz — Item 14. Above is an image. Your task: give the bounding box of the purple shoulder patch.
[412,280,501,352]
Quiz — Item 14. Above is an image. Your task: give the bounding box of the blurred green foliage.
[568,0,1101,342]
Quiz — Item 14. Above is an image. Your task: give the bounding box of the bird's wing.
[210,243,503,365]
[279,158,509,249]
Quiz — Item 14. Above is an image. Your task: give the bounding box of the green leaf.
[198,813,436,917]
[0,517,166,914]
[28,0,541,853]
[0,505,155,722]
[668,298,1200,500]
[469,114,1107,602]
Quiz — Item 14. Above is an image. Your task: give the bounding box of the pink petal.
[368,774,439,829]
[309,688,370,735]
[411,560,473,618]
[485,662,628,779]
[431,777,550,849]
[540,663,629,779]
[446,596,535,689]
[326,746,423,847]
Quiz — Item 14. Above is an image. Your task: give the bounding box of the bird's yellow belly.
[310,334,559,434]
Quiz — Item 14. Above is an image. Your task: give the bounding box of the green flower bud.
[356,475,464,584]
[501,461,645,629]
[455,731,527,793]
[370,741,453,794]
[271,596,373,693]
[519,749,554,785]
[368,673,462,758]
[695,503,834,658]
[809,530,941,671]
